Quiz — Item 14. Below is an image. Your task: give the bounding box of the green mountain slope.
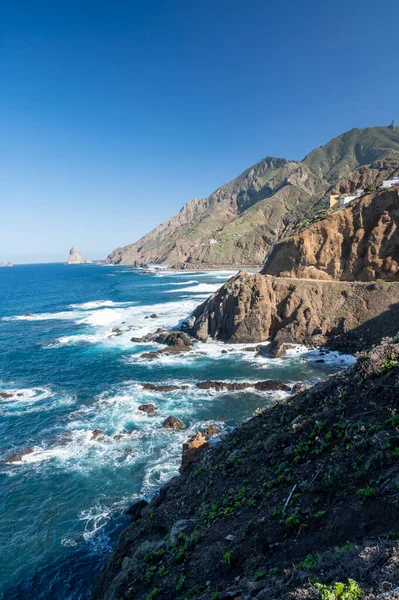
[106,125,399,267]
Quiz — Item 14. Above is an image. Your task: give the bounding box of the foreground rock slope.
[262,188,399,281]
[187,271,399,351]
[92,339,399,600]
[106,126,399,268]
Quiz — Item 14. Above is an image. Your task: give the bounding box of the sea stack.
[67,247,91,265]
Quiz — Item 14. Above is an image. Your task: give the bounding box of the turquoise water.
[0,264,354,599]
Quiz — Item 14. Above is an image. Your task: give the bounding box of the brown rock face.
[179,432,208,474]
[187,271,399,348]
[262,189,399,282]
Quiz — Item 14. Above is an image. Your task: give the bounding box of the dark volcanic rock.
[163,416,185,430]
[154,331,194,348]
[254,380,291,391]
[137,403,157,415]
[125,499,148,518]
[291,382,307,394]
[196,380,250,392]
[3,447,35,463]
[0,392,13,399]
[196,380,290,392]
[141,383,187,392]
[91,429,104,441]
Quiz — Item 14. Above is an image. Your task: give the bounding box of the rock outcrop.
[187,271,399,350]
[262,189,399,281]
[66,247,91,264]
[106,126,399,268]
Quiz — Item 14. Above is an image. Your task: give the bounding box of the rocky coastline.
[92,186,399,599]
[92,338,399,600]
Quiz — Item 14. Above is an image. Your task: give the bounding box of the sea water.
[0,264,355,599]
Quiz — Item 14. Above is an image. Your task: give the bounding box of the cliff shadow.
[326,300,399,353]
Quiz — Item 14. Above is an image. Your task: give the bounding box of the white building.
[382,177,399,188]
[339,195,357,208]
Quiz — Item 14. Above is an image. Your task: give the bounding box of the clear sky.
[1,0,398,263]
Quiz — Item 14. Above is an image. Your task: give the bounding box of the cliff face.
[67,247,91,264]
[92,340,399,600]
[106,126,399,267]
[262,189,399,282]
[187,271,399,350]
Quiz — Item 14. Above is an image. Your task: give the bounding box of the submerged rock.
[141,383,187,392]
[3,447,34,463]
[163,416,185,430]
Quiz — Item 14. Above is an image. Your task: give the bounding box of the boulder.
[137,403,157,415]
[167,519,198,548]
[154,331,194,348]
[291,382,307,394]
[180,432,208,474]
[163,416,185,430]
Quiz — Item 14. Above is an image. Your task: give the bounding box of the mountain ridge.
[106,125,399,268]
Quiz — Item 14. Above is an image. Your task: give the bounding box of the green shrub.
[315,579,361,600]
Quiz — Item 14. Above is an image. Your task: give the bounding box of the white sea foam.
[69,300,132,310]
[169,283,220,294]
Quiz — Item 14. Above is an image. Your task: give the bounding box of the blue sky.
[1,0,398,263]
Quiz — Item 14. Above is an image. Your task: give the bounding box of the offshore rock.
[67,247,91,264]
[163,416,185,430]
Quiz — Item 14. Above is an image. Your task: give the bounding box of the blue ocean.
[0,264,354,599]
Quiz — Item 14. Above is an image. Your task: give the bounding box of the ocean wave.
[68,300,133,310]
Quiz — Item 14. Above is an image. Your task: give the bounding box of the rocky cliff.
[66,247,91,264]
[106,126,399,268]
[186,271,399,351]
[92,339,399,600]
[262,189,399,282]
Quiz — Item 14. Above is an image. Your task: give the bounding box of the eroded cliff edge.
[262,189,399,282]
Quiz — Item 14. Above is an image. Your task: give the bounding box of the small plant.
[145,588,160,600]
[176,574,185,591]
[299,553,318,570]
[357,487,375,498]
[315,578,361,600]
[253,570,265,581]
[315,510,326,518]
[222,549,233,567]
[381,353,399,373]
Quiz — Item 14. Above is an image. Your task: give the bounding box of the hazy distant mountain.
[106,125,399,268]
